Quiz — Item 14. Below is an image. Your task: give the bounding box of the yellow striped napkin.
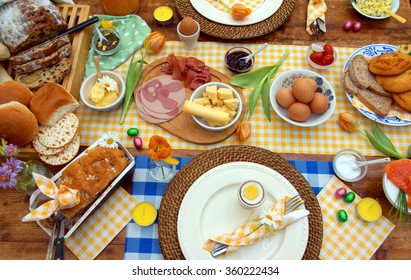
[317,176,395,260]
[306,0,327,35]
[65,187,137,260]
[207,0,263,14]
[352,96,411,121]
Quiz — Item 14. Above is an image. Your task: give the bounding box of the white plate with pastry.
[177,162,309,260]
[190,0,283,26]
[342,44,411,126]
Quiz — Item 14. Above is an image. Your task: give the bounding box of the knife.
[54,217,65,260]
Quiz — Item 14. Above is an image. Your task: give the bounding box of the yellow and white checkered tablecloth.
[65,187,137,260]
[317,176,395,260]
[76,41,411,156]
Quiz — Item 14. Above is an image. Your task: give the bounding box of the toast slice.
[348,55,392,98]
[342,71,392,117]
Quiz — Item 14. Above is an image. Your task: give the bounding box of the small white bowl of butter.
[187,82,243,132]
[80,71,125,112]
[351,0,399,19]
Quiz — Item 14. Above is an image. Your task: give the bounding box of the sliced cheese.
[183,100,230,125]
[193,98,205,105]
[223,98,239,111]
[207,89,218,102]
[217,87,233,99]
[222,105,236,118]
[206,85,218,95]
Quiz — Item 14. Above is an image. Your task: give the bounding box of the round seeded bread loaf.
[39,134,80,165]
[37,112,79,148]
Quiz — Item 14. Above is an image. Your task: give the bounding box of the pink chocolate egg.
[335,187,347,198]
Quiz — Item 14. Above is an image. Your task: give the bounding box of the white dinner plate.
[342,44,411,126]
[190,0,284,26]
[177,162,309,260]
[382,173,411,214]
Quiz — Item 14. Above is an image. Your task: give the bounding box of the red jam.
[225,50,253,73]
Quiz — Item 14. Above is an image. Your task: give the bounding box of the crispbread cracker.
[37,113,78,148]
[32,135,65,156]
[39,134,80,166]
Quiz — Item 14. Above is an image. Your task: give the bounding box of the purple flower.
[2,157,23,173]
[3,144,18,157]
[0,166,18,189]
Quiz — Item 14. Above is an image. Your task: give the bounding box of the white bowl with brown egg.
[269,69,336,127]
[184,82,243,132]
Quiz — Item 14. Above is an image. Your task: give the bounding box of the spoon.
[94,55,103,79]
[380,7,406,24]
[354,157,391,169]
[240,42,269,63]
[94,24,108,42]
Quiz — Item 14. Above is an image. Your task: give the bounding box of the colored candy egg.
[337,209,348,222]
[127,128,139,136]
[335,187,347,198]
[344,192,355,203]
[133,136,143,149]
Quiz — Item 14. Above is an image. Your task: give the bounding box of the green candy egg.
[337,209,348,223]
[344,192,355,203]
[127,128,139,137]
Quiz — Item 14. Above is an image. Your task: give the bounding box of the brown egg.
[288,102,311,122]
[292,78,315,104]
[309,93,329,114]
[179,17,198,36]
[303,78,318,92]
[276,87,296,108]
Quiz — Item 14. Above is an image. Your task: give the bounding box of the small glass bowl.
[225,46,254,73]
[306,42,337,70]
[332,149,368,182]
[92,28,121,56]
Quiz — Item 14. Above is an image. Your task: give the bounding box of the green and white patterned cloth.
[85,14,151,77]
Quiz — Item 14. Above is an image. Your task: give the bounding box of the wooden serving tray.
[135,57,246,145]
[6,4,92,100]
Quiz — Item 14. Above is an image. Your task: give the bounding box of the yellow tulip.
[338,112,360,132]
[231,3,252,20]
[143,32,166,55]
[236,121,251,141]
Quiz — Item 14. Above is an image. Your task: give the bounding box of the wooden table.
[1,0,411,260]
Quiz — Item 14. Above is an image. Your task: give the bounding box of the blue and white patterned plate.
[343,44,411,126]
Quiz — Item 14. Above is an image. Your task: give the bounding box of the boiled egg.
[288,102,311,122]
[276,87,296,108]
[238,180,266,208]
[179,17,198,36]
[309,92,328,114]
[292,78,315,104]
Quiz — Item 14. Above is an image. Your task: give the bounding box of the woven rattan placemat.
[158,145,323,260]
[174,0,296,39]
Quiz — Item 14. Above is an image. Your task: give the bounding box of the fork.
[210,195,305,258]
[309,19,322,35]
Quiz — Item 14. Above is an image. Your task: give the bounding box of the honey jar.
[100,0,140,16]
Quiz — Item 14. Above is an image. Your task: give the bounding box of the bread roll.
[393,91,411,113]
[376,69,411,93]
[29,83,79,125]
[58,146,129,219]
[0,80,33,106]
[0,101,38,146]
[368,52,411,76]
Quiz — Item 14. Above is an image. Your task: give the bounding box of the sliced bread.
[37,112,79,148]
[15,57,71,91]
[341,71,359,96]
[356,88,392,117]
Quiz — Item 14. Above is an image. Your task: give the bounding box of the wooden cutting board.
[135,57,246,144]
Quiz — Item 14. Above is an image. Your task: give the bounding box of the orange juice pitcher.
[100,0,140,16]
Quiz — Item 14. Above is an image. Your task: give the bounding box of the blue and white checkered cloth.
[124,156,334,260]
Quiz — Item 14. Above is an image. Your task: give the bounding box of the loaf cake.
[57,146,129,220]
[0,0,68,55]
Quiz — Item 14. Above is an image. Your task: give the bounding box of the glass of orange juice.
[100,0,140,16]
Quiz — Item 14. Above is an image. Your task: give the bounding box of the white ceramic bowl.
[190,82,243,132]
[269,69,336,127]
[332,148,368,182]
[383,173,411,214]
[351,0,400,19]
[80,71,125,112]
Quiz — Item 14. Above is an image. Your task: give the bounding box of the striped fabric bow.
[306,0,327,35]
[203,196,309,256]
[22,173,80,222]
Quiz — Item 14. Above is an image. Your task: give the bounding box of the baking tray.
[29,141,135,238]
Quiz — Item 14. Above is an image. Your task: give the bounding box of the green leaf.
[260,76,271,121]
[120,51,145,124]
[229,66,274,88]
[364,129,405,159]
[373,123,399,154]
[248,80,264,115]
